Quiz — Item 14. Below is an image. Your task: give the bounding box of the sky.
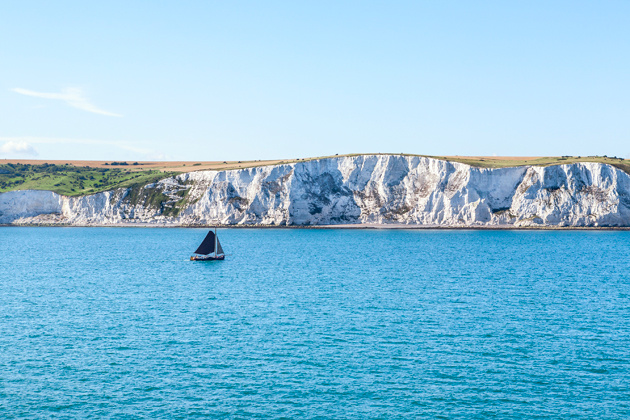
[1,1,629,161]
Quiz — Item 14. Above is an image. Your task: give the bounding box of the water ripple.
[1,228,629,418]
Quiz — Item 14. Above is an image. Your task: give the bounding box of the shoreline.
[2,223,630,231]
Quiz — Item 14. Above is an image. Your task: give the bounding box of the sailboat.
[190,227,225,261]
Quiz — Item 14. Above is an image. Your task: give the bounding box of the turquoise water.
[1,227,629,418]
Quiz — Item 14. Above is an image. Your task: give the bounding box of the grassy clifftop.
[297,153,630,173]
[431,155,630,173]
[0,163,178,197]
[2,155,629,197]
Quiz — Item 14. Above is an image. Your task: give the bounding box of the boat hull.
[190,254,225,261]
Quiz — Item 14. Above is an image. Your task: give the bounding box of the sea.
[1,227,629,418]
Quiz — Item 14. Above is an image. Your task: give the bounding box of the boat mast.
[214,226,217,258]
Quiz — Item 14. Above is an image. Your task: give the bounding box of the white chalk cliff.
[2,155,630,227]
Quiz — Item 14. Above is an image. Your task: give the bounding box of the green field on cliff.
[0,163,177,197]
[1,155,628,197]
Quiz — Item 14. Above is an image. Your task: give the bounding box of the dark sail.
[194,231,215,255]
[217,237,224,255]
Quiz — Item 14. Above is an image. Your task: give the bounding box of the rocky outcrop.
[2,155,630,227]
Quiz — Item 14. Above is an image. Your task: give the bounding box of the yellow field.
[0,158,294,173]
[3,154,629,174]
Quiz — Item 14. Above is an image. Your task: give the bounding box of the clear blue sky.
[1,1,629,161]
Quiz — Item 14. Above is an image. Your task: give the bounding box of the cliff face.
[2,155,630,227]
